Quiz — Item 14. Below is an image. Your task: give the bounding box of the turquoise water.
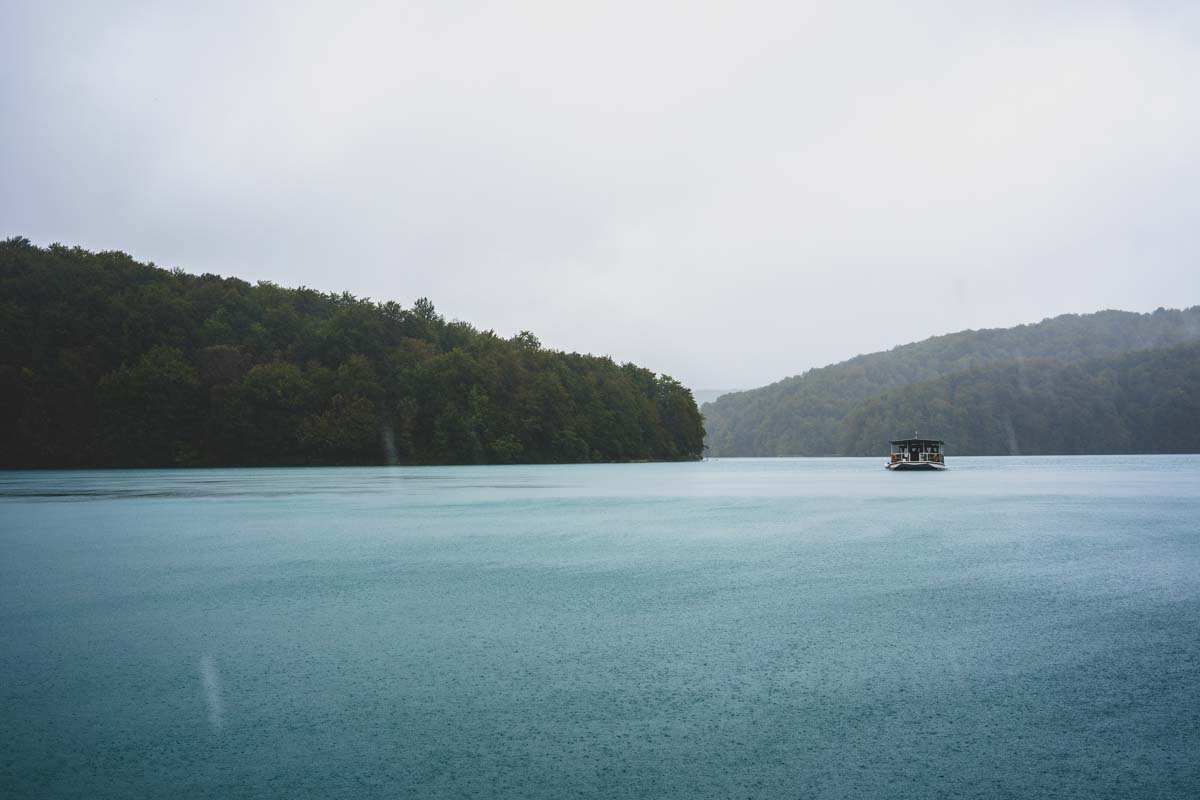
[2,457,1198,798]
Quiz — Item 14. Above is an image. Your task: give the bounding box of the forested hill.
[0,238,704,468]
[703,307,1200,456]
[839,342,1200,455]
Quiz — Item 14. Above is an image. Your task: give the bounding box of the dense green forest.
[704,308,1200,456]
[840,342,1200,455]
[0,238,704,468]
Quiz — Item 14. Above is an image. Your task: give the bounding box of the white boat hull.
[886,460,947,471]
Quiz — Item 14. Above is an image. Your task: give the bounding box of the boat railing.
[890,452,943,463]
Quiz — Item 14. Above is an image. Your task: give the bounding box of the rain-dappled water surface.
[2,457,1199,799]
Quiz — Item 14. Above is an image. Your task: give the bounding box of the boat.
[886,436,947,471]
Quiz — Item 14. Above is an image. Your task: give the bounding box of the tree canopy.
[0,238,704,468]
[703,307,1200,456]
[839,342,1200,455]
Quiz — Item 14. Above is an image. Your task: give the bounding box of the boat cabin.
[887,437,946,470]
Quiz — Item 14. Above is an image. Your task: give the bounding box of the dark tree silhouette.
[0,238,704,468]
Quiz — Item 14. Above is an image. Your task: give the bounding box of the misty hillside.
[0,238,704,468]
[691,389,736,406]
[703,308,1200,456]
[840,342,1200,455]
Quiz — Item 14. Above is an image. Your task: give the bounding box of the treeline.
[840,343,1200,455]
[0,238,704,468]
[703,307,1200,456]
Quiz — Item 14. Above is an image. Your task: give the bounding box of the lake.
[2,457,1198,798]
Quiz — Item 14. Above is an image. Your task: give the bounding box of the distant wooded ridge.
[0,238,704,468]
[703,307,1200,456]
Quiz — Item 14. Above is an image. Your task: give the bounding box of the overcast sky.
[4,1,1198,389]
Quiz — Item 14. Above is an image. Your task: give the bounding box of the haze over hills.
[0,238,704,468]
[841,342,1200,456]
[702,308,1200,457]
[691,389,737,407]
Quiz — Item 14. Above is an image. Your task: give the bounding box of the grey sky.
[4,1,1198,389]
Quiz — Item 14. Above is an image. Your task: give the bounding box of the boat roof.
[890,437,945,445]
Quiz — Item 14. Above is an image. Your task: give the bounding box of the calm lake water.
[2,457,1198,799]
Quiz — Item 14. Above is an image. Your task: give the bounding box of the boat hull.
[885,460,946,471]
